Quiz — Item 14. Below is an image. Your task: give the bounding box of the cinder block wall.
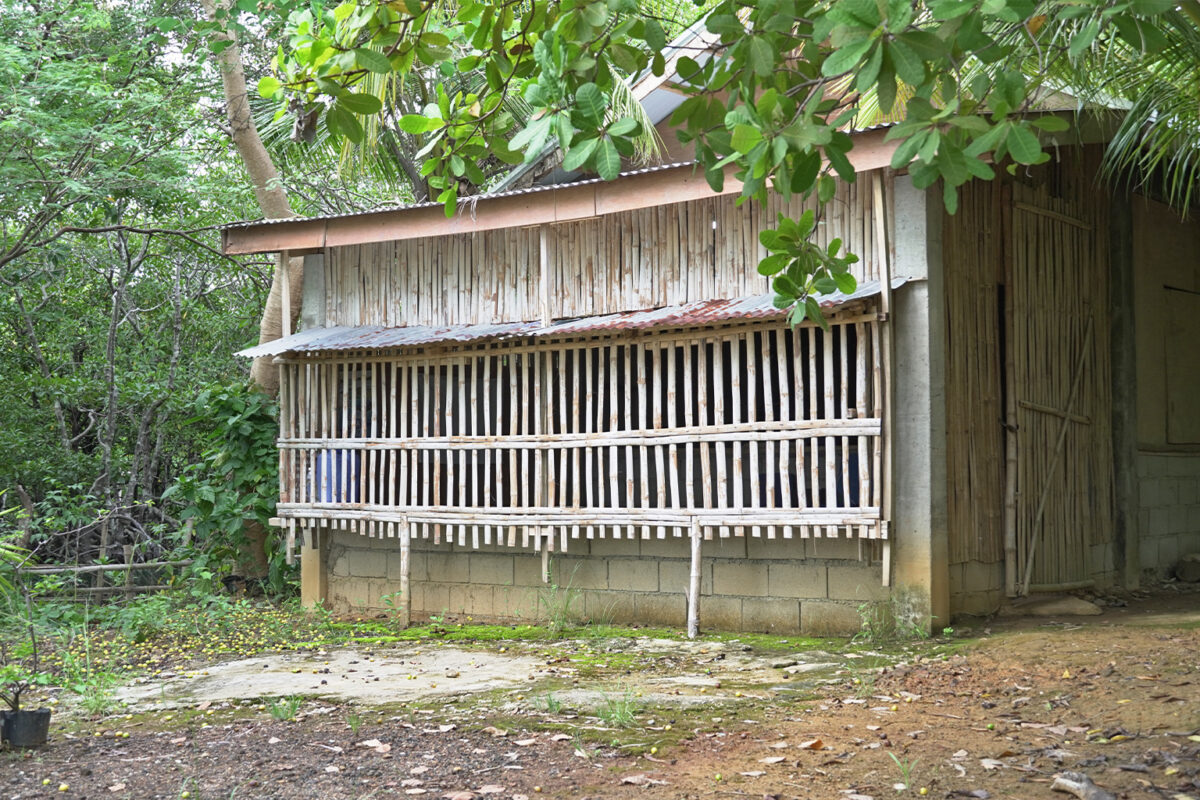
[1138,453,1200,577]
[323,530,888,635]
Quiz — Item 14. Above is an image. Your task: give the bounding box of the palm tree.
[1061,6,1200,209]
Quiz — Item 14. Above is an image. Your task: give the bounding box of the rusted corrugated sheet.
[237,280,898,358]
[221,162,697,231]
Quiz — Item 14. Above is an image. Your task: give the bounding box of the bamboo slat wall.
[323,171,891,328]
[944,148,1114,591]
[274,315,886,550]
[943,181,1006,566]
[1010,149,1113,590]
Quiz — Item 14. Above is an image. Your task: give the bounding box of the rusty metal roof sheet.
[221,162,700,231]
[237,280,900,358]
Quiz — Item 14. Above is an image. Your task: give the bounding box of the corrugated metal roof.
[221,162,699,231]
[237,279,900,358]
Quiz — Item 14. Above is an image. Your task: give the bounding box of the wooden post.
[300,526,328,610]
[95,520,110,591]
[687,516,701,639]
[123,545,134,602]
[873,175,894,587]
[399,518,411,628]
[280,249,292,337]
[538,226,552,325]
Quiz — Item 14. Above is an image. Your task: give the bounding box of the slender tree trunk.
[95,231,142,502]
[199,0,303,395]
[201,0,301,574]
[11,289,72,451]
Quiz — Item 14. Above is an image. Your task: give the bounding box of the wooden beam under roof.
[221,129,900,255]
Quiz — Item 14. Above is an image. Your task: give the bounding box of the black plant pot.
[2,708,51,748]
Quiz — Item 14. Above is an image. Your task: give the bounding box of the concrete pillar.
[1109,189,1140,588]
[889,176,950,631]
[301,527,329,609]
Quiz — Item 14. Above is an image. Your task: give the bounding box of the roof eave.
[222,128,899,256]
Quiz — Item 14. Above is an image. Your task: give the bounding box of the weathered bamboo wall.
[274,314,886,550]
[1010,147,1114,591]
[323,171,892,327]
[942,146,1115,603]
[943,181,1005,569]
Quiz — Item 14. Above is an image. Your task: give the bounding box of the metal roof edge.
[234,279,905,358]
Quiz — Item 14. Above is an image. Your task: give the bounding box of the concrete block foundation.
[321,530,879,635]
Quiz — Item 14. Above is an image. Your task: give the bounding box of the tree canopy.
[253,0,1175,322]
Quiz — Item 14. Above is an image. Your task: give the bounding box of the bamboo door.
[1007,171,1114,595]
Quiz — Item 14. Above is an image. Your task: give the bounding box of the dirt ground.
[5,587,1199,800]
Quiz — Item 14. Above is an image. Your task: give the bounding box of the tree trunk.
[201,0,300,572]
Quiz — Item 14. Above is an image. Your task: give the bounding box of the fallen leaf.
[550,733,571,742]
[411,765,430,775]
[515,738,537,746]
[268,736,282,745]
[197,701,211,711]
[442,792,475,800]
[620,774,667,786]
[170,737,187,745]
[738,771,766,777]
[758,756,786,764]
[438,724,457,733]
[401,779,424,787]
[482,726,508,737]
[768,741,789,749]
[980,758,1006,770]
[108,784,126,792]
[324,766,340,773]
[405,791,428,796]
[799,739,823,750]
[358,739,385,748]
[477,786,505,795]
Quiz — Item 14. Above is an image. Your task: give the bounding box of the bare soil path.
[6,587,1199,800]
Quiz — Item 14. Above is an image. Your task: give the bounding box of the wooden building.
[223,122,1200,634]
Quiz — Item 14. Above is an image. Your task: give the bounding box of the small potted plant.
[0,530,53,748]
[0,661,51,747]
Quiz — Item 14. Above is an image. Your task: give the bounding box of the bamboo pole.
[18,560,194,576]
[687,516,701,639]
[399,517,411,628]
[123,544,134,601]
[873,174,893,583]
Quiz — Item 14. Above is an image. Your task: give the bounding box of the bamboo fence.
[273,315,886,554]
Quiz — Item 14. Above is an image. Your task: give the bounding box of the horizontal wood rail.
[277,418,882,451]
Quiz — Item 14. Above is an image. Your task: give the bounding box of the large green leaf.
[337,92,383,116]
[595,137,620,181]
